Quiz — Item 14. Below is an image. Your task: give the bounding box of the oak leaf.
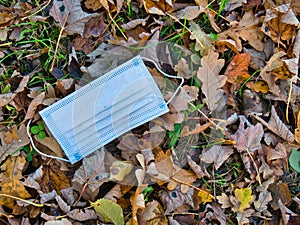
[142,0,173,15]
[174,58,191,79]
[246,81,269,94]
[232,188,254,212]
[236,209,255,225]
[0,156,31,208]
[252,106,294,142]
[197,50,226,112]
[217,193,232,209]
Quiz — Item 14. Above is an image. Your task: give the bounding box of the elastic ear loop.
[141,57,184,104]
[27,57,184,162]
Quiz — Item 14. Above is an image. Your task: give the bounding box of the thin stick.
[0,194,43,207]
[245,148,262,186]
[107,12,128,40]
[286,80,293,124]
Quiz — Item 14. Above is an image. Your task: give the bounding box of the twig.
[0,193,43,207]
[286,80,293,123]
[107,12,128,40]
[244,148,262,186]
[21,0,52,21]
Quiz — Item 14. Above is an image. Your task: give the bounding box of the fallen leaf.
[189,21,214,56]
[110,160,134,182]
[0,11,15,28]
[224,53,250,88]
[236,209,255,225]
[44,219,72,225]
[67,208,97,221]
[252,106,294,142]
[261,4,299,47]
[142,0,173,15]
[159,186,194,214]
[50,0,99,37]
[72,150,109,199]
[278,199,298,225]
[174,58,191,79]
[175,6,204,20]
[179,122,211,137]
[200,145,234,170]
[269,181,292,210]
[254,190,272,212]
[55,195,70,214]
[24,92,45,120]
[232,188,254,212]
[0,156,31,208]
[91,198,124,225]
[0,124,30,163]
[231,116,264,153]
[289,150,300,172]
[246,81,269,94]
[138,200,168,225]
[121,17,149,30]
[197,50,226,112]
[217,193,232,209]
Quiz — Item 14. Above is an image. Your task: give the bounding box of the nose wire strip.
[26,57,185,162]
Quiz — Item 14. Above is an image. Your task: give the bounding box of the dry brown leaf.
[201,145,234,170]
[231,116,264,153]
[67,209,97,221]
[262,4,299,47]
[174,58,191,79]
[138,201,168,225]
[44,218,72,225]
[142,0,173,15]
[24,92,45,120]
[175,6,204,20]
[180,122,211,137]
[217,193,232,209]
[269,181,292,210]
[121,17,149,30]
[72,150,109,199]
[236,209,255,225]
[197,50,226,112]
[246,81,269,94]
[0,156,31,209]
[278,199,299,225]
[200,203,227,225]
[294,111,300,144]
[189,21,214,56]
[254,190,272,212]
[0,124,30,163]
[159,186,194,214]
[252,106,294,142]
[55,195,70,213]
[224,53,250,87]
[0,11,15,28]
[50,0,99,37]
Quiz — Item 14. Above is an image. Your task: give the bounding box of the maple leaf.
[252,106,294,142]
[232,188,254,212]
[50,0,98,37]
[0,156,31,208]
[200,145,234,170]
[197,50,226,112]
[224,53,250,87]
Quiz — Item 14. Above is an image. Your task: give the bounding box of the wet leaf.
[91,198,124,225]
[0,156,31,208]
[197,50,226,112]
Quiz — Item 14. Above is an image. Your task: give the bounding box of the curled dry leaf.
[24,92,45,121]
[252,106,294,142]
[262,4,299,47]
[55,195,70,213]
[174,58,191,79]
[121,16,149,30]
[197,50,226,112]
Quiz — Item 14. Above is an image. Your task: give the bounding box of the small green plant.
[30,121,46,139]
[22,146,37,162]
[142,186,154,202]
[166,123,182,148]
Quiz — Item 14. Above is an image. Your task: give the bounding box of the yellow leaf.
[0,156,31,208]
[234,188,254,212]
[110,161,133,182]
[197,190,213,203]
[246,81,269,94]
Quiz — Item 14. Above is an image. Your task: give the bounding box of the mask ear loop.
[141,57,184,104]
[27,57,184,163]
[26,119,71,163]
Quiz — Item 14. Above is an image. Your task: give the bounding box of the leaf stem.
[244,148,262,186]
[0,194,43,207]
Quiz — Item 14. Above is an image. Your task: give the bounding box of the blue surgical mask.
[39,56,170,163]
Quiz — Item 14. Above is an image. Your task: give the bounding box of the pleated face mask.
[38,55,182,163]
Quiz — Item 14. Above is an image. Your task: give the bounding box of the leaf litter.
[0,0,299,224]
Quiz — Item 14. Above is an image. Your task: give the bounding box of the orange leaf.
[246,81,269,94]
[225,53,250,85]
